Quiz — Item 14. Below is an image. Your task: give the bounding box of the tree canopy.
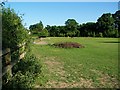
[29,10,119,38]
[29,21,43,35]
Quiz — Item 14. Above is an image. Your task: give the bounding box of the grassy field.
[31,37,119,88]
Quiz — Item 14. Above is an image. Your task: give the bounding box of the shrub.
[2,7,29,49]
[2,54,42,89]
[12,54,41,76]
[3,71,35,89]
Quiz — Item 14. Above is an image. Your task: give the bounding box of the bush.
[12,54,41,76]
[3,71,35,89]
[2,7,29,49]
[2,54,42,89]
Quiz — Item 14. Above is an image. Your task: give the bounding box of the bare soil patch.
[53,42,85,48]
[33,38,48,45]
[90,69,119,88]
[45,78,93,88]
[42,57,94,88]
[34,41,48,45]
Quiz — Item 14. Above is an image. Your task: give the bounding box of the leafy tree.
[2,7,29,49]
[30,12,119,38]
[29,21,43,35]
[45,25,66,37]
[65,19,78,28]
[65,19,79,37]
[112,10,120,37]
[113,10,120,28]
[45,25,51,32]
[38,28,49,37]
[78,22,97,37]
[96,13,115,37]
[48,26,59,37]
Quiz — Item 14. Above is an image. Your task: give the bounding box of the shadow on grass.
[101,41,120,43]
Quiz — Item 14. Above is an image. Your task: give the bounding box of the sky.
[4,2,118,29]
[5,0,120,2]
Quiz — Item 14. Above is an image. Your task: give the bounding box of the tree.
[65,19,79,37]
[29,21,43,35]
[96,13,115,37]
[58,26,66,37]
[38,28,49,37]
[45,25,66,37]
[112,10,120,37]
[48,26,59,37]
[78,22,97,37]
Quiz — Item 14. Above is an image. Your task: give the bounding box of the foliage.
[78,22,97,37]
[3,71,35,89]
[96,13,116,37]
[12,53,41,76]
[112,10,120,37]
[65,19,79,37]
[2,53,42,89]
[44,11,119,38]
[2,7,41,90]
[29,21,43,34]
[2,7,29,49]
[65,19,78,28]
[38,28,49,37]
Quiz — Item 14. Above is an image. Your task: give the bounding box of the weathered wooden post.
[19,43,26,60]
[19,45,26,59]
[4,48,12,81]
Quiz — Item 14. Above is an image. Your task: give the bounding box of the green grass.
[31,37,119,88]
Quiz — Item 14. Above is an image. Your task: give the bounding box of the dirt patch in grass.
[36,57,118,88]
[41,56,94,88]
[34,41,48,45]
[44,60,61,68]
[45,78,93,88]
[90,69,119,88]
[71,78,93,88]
[33,38,48,45]
[53,42,85,48]
[43,56,65,76]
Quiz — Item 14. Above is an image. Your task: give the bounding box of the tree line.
[29,10,120,38]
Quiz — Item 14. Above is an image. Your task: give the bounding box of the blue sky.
[5,2,118,28]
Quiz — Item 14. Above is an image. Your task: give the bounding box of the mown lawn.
[31,37,119,88]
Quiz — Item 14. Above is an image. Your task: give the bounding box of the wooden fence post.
[4,48,12,81]
[19,43,26,60]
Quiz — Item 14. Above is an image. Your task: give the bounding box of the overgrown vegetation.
[2,7,42,89]
[2,7,29,50]
[2,53,41,89]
